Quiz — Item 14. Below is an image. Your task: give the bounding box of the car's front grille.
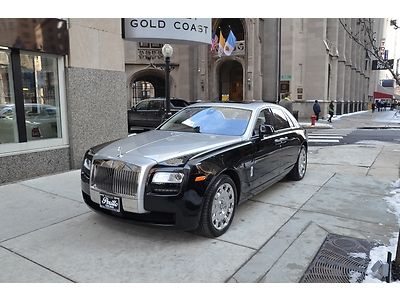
[91,159,141,197]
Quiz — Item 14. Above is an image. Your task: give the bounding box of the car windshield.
[158,106,252,136]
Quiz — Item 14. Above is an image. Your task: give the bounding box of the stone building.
[126,18,384,120]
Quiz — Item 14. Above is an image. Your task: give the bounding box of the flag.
[210,32,218,52]
[224,30,237,56]
[218,31,225,57]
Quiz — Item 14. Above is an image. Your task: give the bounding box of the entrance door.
[219,60,243,101]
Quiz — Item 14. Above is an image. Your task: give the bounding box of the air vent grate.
[300,234,373,283]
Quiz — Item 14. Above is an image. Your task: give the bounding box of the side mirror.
[132,107,137,112]
[259,124,274,138]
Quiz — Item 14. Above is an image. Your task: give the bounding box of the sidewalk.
[0,112,399,282]
[299,109,400,129]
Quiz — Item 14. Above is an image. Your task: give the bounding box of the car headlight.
[83,157,92,170]
[152,172,184,184]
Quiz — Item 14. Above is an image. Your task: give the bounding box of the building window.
[0,47,67,153]
[0,50,17,144]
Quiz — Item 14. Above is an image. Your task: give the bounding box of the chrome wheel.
[211,183,235,231]
[298,147,307,177]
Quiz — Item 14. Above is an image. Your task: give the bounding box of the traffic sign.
[372,59,394,70]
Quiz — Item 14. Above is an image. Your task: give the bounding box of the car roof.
[189,100,280,111]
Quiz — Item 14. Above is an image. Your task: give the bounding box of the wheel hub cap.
[211,183,235,231]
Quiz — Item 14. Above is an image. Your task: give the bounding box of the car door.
[130,100,149,128]
[147,100,164,127]
[251,108,282,190]
[270,107,299,173]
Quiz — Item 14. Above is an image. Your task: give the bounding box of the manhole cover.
[300,234,373,283]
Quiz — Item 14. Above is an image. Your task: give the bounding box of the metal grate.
[300,234,373,283]
[91,160,140,197]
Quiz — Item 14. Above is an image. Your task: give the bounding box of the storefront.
[0,19,70,183]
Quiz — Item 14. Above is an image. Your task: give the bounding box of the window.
[0,50,17,144]
[136,100,149,111]
[271,108,290,130]
[0,48,66,152]
[20,53,62,141]
[148,100,162,110]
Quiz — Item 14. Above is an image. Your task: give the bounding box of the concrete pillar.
[336,18,346,115]
[327,19,339,104]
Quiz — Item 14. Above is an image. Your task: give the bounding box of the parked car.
[0,103,58,144]
[82,101,308,237]
[127,98,189,133]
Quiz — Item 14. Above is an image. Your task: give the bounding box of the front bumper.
[81,170,203,230]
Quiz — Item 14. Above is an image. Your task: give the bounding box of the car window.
[253,110,267,136]
[136,100,149,111]
[148,100,163,110]
[271,108,290,130]
[171,99,188,108]
[159,106,252,136]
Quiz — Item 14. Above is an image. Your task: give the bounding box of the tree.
[339,18,400,86]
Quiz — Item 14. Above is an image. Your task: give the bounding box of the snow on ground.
[349,252,368,259]
[363,179,400,283]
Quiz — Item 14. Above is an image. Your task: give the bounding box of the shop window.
[20,53,62,141]
[0,50,18,144]
[0,48,66,152]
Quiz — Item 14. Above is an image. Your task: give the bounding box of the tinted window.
[136,101,149,111]
[148,100,163,110]
[271,108,290,130]
[159,106,252,136]
[171,99,188,108]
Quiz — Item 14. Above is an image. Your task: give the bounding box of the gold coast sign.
[122,18,211,45]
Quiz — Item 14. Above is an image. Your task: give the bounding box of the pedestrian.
[371,102,376,113]
[313,100,321,121]
[328,101,334,123]
[279,92,293,114]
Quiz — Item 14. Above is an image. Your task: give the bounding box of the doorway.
[219,60,243,101]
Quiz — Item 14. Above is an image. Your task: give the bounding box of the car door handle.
[274,137,288,145]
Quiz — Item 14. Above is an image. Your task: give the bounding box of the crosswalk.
[307,129,354,145]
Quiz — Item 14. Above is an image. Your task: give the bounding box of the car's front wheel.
[287,144,307,180]
[196,175,237,237]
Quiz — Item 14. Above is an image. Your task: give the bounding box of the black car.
[127,98,189,133]
[82,101,308,237]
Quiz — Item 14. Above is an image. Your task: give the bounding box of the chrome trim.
[90,159,142,213]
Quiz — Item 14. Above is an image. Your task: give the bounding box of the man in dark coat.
[279,92,293,114]
[313,100,321,121]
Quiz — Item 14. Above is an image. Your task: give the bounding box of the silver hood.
[96,130,243,164]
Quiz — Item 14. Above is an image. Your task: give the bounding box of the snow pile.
[349,270,363,283]
[363,178,400,283]
[349,252,367,259]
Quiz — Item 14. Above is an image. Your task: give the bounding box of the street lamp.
[162,44,173,119]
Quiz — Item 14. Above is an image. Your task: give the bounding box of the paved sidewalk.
[0,112,399,282]
[300,109,400,129]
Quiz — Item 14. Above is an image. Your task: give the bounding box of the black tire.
[287,145,307,181]
[195,175,237,238]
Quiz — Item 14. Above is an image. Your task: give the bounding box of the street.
[0,110,399,282]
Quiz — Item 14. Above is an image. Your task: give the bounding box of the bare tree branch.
[339,18,400,86]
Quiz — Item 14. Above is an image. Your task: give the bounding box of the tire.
[287,145,307,181]
[195,175,237,238]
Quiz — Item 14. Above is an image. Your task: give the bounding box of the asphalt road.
[307,128,400,146]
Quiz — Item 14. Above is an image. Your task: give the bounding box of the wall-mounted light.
[247,77,252,90]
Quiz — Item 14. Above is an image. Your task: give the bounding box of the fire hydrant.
[310,115,317,126]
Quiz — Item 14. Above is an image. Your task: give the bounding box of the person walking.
[328,101,334,123]
[371,102,376,113]
[313,100,321,121]
[279,92,293,115]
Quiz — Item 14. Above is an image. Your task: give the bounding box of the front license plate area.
[100,193,121,212]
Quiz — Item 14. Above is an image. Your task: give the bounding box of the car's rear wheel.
[287,145,307,180]
[195,175,237,237]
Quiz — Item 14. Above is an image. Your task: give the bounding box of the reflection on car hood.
[97,130,243,164]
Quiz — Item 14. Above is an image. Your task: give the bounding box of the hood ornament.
[117,146,123,158]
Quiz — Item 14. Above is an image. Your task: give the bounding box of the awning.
[373,91,392,99]
[373,84,400,100]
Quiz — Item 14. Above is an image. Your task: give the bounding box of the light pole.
[162,44,173,120]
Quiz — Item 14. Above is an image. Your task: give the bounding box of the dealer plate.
[99,193,121,212]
